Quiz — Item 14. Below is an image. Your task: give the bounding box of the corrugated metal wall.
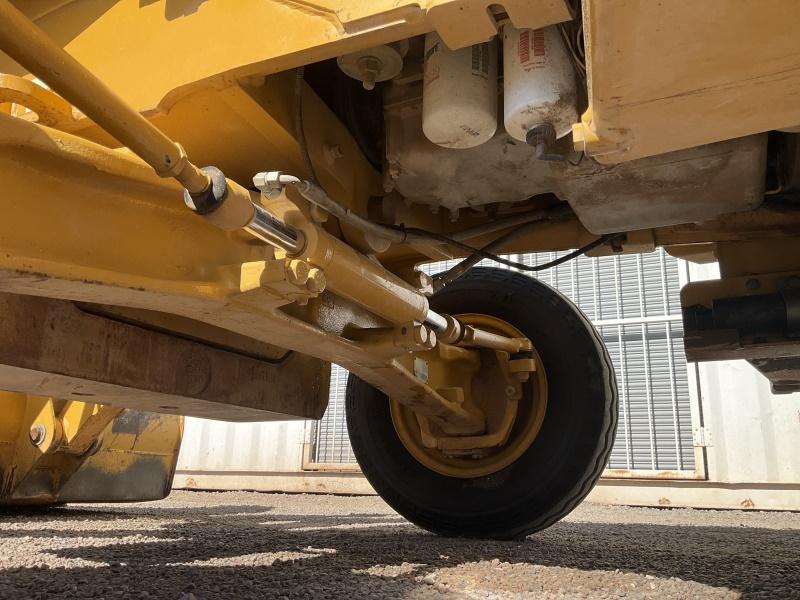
[313,364,354,464]
[314,248,696,474]
[179,418,307,473]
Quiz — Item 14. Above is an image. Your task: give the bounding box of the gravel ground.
[0,491,797,600]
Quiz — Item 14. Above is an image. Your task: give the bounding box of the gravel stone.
[0,490,797,599]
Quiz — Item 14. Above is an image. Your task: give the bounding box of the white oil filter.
[422,32,497,149]
[503,25,578,143]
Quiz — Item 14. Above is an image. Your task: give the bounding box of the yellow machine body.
[0,392,182,504]
[1,0,799,504]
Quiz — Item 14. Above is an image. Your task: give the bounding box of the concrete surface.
[0,491,797,599]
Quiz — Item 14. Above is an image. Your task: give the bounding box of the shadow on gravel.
[0,501,796,599]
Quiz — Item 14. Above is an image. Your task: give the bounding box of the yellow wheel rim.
[390,313,548,478]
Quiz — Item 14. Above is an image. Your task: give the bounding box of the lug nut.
[29,423,46,447]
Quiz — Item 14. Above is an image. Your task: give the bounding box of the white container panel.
[177,418,306,473]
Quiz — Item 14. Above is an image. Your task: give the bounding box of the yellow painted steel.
[574,0,800,164]
[0,2,523,434]
[268,188,431,325]
[0,73,74,128]
[6,0,797,168]
[55,401,124,456]
[1,0,569,116]
[0,392,182,504]
[2,0,800,503]
[0,111,490,434]
[0,0,211,193]
[391,314,548,479]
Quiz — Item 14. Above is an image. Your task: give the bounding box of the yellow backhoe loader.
[1,0,798,539]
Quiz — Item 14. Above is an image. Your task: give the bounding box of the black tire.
[346,267,618,539]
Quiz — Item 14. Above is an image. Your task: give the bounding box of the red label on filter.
[518,29,531,64]
[518,28,547,71]
[532,29,546,57]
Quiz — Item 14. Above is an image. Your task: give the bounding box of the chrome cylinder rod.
[424,309,449,332]
[244,204,306,255]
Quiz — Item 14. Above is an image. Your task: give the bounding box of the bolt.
[309,205,329,223]
[29,423,46,447]
[83,436,102,457]
[357,56,382,91]
[324,143,343,165]
[505,385,516,397]
[286,259,310,286]
[306,268,326,293]
[411,324,430,346]
[746,278,761,291]
[426,330,437,349]
[416,271,432,289]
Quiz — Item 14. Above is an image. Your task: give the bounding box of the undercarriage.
[0,0,799,538]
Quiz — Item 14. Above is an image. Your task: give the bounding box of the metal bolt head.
[746,278,761,291]
[406,324,426,346]
[415,270,433,295]
[357,56,382,90]
[29,423,46,447]
[286,259,310,286]
[324,143,344,164]
[306,268,326,293]
[505,385,517,397]
[426,329,437,350]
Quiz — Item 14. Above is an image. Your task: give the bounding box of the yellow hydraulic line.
[0,0,209,194]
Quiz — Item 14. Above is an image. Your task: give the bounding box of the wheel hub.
[390,313,547,478]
